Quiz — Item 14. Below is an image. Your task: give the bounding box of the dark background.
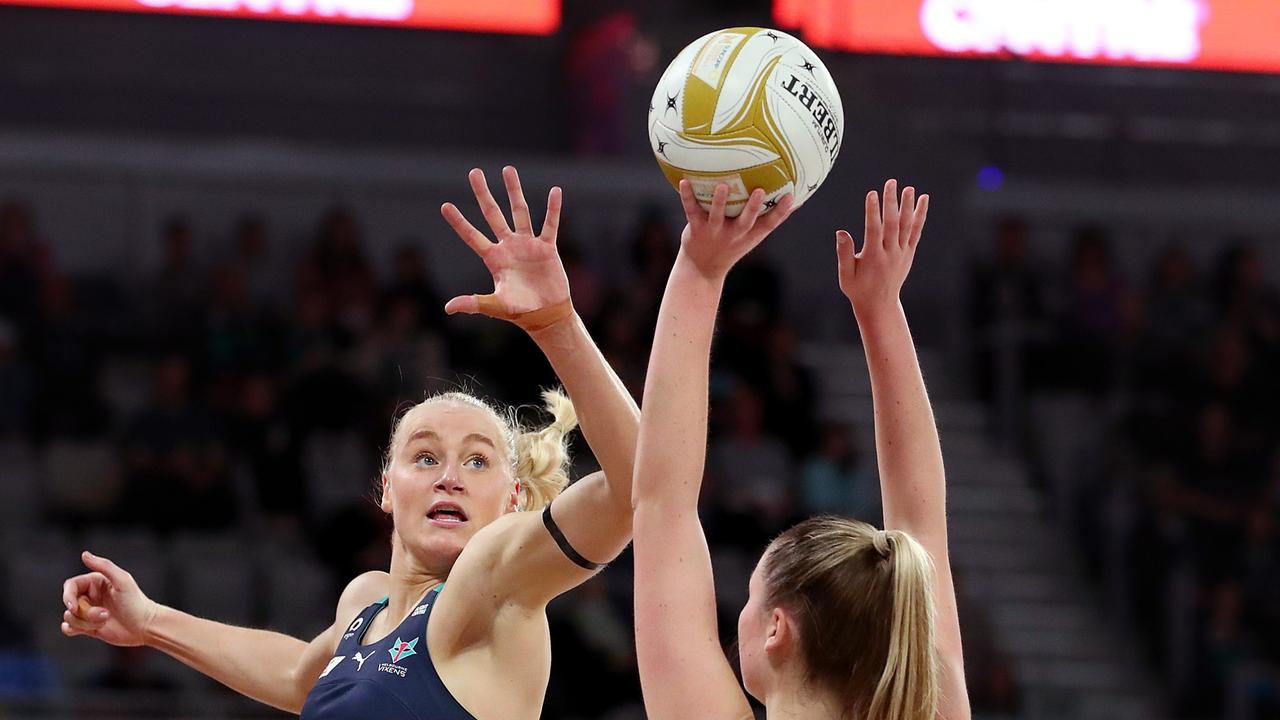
[0,1,1278,718]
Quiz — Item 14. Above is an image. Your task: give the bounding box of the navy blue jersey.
[300,585,475,720]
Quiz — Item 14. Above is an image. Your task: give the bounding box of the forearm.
[529,312,640,509]
[855,301,947,543]
[146,604,312,713]
[632,255,724,509]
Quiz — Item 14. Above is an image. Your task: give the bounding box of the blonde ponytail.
[867,530,939,720]
[763,517,939,720]
[513,390,577,511]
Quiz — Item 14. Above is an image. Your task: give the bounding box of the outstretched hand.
[836,179,929,316]
[676,180,794,282]
[440,166,573,331]
[60,551,159,647]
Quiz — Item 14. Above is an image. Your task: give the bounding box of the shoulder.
[453,511,542,575]
[335,570,390,622]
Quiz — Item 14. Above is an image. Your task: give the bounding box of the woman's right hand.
[61,551,160,647]
[676,180,794,282]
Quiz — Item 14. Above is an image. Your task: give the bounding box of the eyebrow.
[404,429,496,450]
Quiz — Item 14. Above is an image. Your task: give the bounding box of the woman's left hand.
[836,178,929,318]
[441,166,571,328]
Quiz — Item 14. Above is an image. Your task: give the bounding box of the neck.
[384,544,448,623]
[765,675,844,720]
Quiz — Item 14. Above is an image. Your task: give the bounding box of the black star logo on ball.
[764,198,779,209]
[666,95,677,111]
[802,60,816,72]
[656,141,668,156]
[765,31,779,42]
[807,183,818,192]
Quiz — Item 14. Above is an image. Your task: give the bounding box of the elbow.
[283,667,311,715]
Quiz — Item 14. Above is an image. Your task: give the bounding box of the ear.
[508,479,522,513]
[763,606,794,658]
[380,473,393,514]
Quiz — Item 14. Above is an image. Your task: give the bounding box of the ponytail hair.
[763,517,939,720]
[868,529,939,720]
[513,389,577,511]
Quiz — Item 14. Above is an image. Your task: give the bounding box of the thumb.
[836,230,858,268]
[82,551,127,588]
[444,295,481,316]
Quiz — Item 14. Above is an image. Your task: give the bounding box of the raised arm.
[61,552,386,714]
[836,180,970,719]
[631,182,793,720]
[439,167,640,604]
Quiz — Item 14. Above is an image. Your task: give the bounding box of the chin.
[739,652,768,702]
[403,527,469,573]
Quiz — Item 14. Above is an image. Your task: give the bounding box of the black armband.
[541,504,606,572]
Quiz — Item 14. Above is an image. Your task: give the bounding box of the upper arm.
[632,500,753,720]
[445,472,632,615]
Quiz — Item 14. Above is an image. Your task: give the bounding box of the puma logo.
[352,651,373,671]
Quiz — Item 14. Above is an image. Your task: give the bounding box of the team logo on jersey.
[388,637,418,663]
[351,651,373,671]
[342,616,364,640]
[410,603,428,617]
[319,656,345,678]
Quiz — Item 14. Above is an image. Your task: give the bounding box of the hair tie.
[872,530,892,559]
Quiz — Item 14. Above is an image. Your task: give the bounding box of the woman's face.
[382,402,517,574]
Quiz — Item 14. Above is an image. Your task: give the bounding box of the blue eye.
[415,453,437,466]
[465,455,488,470]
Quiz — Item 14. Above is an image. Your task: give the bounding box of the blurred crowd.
[1,195,986,718]
[970,219,1280,718]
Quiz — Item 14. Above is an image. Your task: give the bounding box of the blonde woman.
[632,180,970,720]
[59,166,639,720]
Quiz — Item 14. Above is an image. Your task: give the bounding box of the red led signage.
[0,0,559,34]
[775,0,1280,74]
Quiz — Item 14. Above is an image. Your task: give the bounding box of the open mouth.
[426,502,469,527]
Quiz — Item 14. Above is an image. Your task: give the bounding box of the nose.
[434,465,465,493]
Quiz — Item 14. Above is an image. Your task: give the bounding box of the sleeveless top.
[300,585,476,720]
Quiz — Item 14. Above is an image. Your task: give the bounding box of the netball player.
[632,179,970,720]
[60,166,640,719]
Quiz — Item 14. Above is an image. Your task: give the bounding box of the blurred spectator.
[205,264,283,378]
[623,205,676,320]
[708,382,793,545]
[355,291,450,410]
[800,421,877,522]
[384,241,446,335]
[282,288,371,437]
[118,353,237,531]
[225,372,306,523]
[597,298,648,397]
[226,213,284,311]
[754,322,816,458]
[142,216,205,352]
[969,216,1049,402]
[565,10,645,156]
[0,319,32,437]
[0,200,56,338]
[297,206,377,337]
[1053,226,1131,394]
[29,276,110,439]
[557,233,606,328]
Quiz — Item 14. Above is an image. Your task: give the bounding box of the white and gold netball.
[648,27,843,217]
